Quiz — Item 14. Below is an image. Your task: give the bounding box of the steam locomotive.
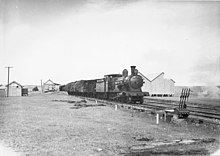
[63,66,148,104]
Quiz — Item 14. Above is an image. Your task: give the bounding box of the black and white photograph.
[0,0,220,155]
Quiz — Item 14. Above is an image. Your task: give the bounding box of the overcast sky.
[0,0,220,86]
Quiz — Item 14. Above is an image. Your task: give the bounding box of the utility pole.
[5,66,13,97]
[41,80,43,94]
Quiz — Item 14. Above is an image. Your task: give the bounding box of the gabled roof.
[151,72,165,82]
[44,79,60,85]
[0,85,6,89]
[170,79,176,83]
[138,72,151,82]
[140,72,164,82]
[139,72,175,83]
[6,81,23,87]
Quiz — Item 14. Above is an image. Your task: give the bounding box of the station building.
[43,79,60,93]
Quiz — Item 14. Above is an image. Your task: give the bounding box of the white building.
[43,79,60,93]
[6,81,23,97]
[140,72,175,96]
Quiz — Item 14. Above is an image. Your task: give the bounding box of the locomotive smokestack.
[131,66,136,75]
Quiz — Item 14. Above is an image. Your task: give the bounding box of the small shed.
[0,85,6,97]
[6,81,23,96]
[43,79,60,93]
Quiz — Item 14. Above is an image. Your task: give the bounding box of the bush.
[32,86,39,91]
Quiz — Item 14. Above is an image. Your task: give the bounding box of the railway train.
[62,66,148,104]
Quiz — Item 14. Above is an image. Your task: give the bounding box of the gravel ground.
[0,92,219,156]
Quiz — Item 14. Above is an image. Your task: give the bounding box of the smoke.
[197,86,220,98]
[188,55,220,98]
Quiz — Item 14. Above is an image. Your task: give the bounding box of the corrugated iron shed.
[141,72,175,96]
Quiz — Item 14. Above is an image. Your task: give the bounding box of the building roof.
[44,79,60,85]
[6,81,23,87]
[151,72,165,82]
[170,79,176,83]
[142,72,164,81]
[139,72,175,83]
[0,85,6,89]
[139,72,164,82]
[138,72,151,82]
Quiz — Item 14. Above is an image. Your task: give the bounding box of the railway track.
[143,98,220,121]
[80,96,220,125]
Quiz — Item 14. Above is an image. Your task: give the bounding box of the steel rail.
[78,96,220,124]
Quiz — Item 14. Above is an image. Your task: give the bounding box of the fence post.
[115,104,118,110]
[156,113,159,124]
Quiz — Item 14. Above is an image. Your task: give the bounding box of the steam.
[189,56,220,98]
[197,86,220,98]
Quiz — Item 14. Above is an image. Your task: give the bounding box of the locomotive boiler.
[64,66,148,104]
[107,66,146,103]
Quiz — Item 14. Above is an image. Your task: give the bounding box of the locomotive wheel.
[126,97,132,104]
[120,97,126,103]
[140,98,143,104]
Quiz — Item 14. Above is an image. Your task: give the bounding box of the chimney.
[130,66,136,75]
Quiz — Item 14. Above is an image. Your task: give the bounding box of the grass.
[0,93,219,155]
[145,96,220,107]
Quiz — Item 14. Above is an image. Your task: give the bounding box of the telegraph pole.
[41,80,43,94]
[5,66,13,97]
